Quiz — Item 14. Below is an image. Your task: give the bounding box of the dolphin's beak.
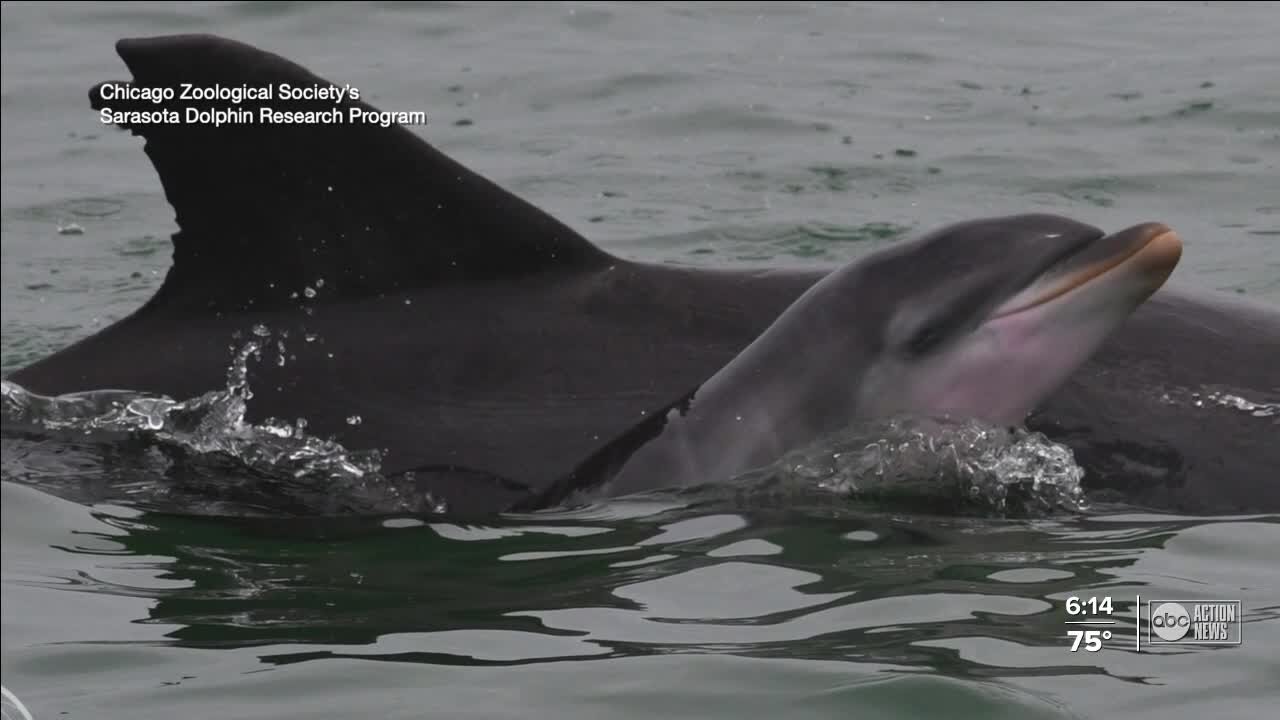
[992,222,1183,319]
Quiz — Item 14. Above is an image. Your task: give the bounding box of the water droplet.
[404,298,412,305]
[315,278,325,288]
[305,333,318,343]
[57,222,85,235]
[347,415,363,426]
[304,287,317,299]
[252,324,270,337]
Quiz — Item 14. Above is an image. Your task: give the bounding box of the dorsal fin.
[90,34,614,312]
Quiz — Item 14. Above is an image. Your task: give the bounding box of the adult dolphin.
[6,35,1278,516]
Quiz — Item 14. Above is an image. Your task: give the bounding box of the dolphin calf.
[6,35,1278,516]
[531,215,1183,507]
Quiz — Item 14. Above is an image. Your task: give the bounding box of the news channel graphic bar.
[1061,595,1245,652]
[1145,599,1243,646]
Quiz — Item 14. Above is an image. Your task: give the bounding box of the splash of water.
[1160,387,1280,419]
[1201,391,1279,418]
[735,416,1089,517]
[1,329,446,517]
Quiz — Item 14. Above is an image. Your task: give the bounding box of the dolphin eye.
[902,284,992,357]
[906,323,948,356]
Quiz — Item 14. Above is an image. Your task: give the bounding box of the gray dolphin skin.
[6,35,1279,516]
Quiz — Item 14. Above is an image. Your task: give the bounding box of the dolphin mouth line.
[991,224,1183,319]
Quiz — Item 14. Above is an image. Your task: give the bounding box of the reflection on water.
[10,477,1269,690]
[4,413,1279,720]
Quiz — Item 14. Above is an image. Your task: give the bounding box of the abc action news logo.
[1148,600,1243,645]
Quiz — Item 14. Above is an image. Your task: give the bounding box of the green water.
[3,2,1279,719]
